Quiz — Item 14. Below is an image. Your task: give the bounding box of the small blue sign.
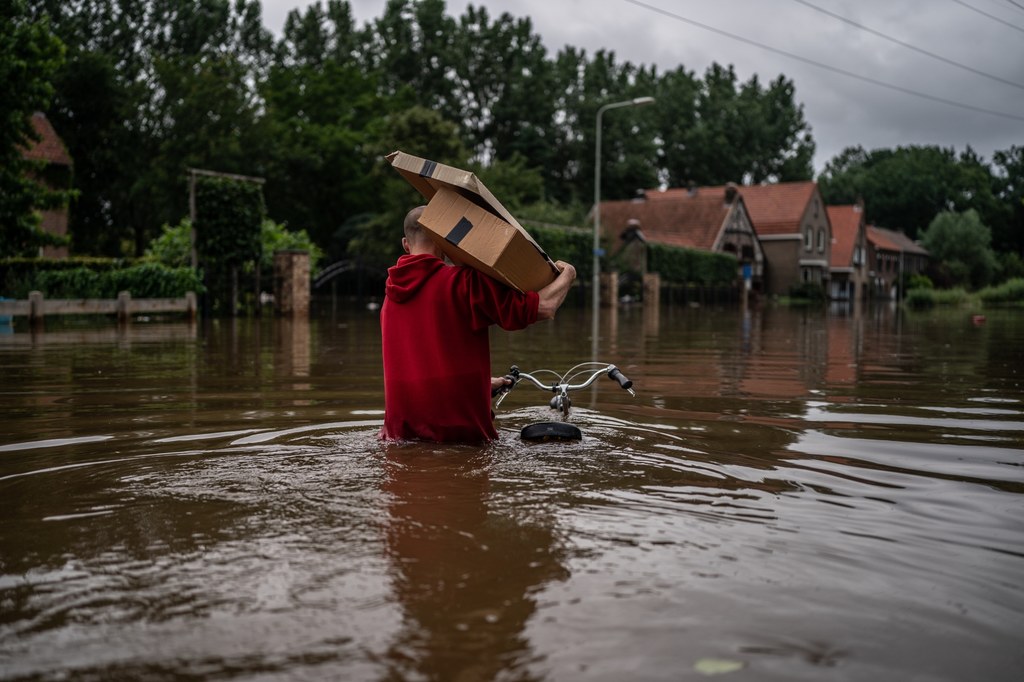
[594,248,606,257]
[742,264,752,280]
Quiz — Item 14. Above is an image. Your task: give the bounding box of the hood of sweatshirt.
[384,253,447,304]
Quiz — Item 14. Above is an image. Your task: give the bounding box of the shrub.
[996,253,1024,283]
[978,277,1024,304]
[787,282,827,301]
[2,257,126,297]
[647,243,737,284]
[907,273,933,290]
[145,219,192,268]
[527,223,593,282]
[260,219,324,276]
[17,263,202,298]
[905,287,973,309]
[904,288,937,309]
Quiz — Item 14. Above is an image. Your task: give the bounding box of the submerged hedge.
[528,223,594,281]
[647,242,737,284]
[1,258,203,299]
[978,277,1024,303]
[527,224,739,286]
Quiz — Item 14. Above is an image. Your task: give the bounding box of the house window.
[804,228,812,251]
[817,228,825,252]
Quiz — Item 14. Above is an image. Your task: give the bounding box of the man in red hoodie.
[381,205,577,442]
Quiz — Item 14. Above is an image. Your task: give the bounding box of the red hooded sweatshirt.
[380,253,539,442]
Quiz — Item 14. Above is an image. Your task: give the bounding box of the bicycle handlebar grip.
[608,367,633,390]
[491,373,517,398]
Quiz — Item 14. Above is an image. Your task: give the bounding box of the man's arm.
[537,261,577,320]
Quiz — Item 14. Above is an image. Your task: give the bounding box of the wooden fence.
[0,291,197,322]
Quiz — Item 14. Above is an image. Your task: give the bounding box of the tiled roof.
[867,225,929,256]
[827,205,862,268]
[646,181,818,236]
[599,195,732,251]
[21,112,71,166]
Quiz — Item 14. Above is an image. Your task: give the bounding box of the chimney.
[687,180,697,197]
[724,182,739,204]
[632,189,647,202]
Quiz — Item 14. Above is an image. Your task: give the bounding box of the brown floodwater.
[0,302,1022,681]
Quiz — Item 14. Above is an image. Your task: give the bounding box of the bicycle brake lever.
[494,390,510,409]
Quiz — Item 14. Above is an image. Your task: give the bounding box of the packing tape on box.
[419,159,437,177]
[446,217,473,246]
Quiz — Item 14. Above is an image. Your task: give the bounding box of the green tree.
[818,145,1002,241]
[37,0,273,256]
[360,0,457,115]
[349,106,468,268]
[992,146,1024,256]
[744,74,815,183]
[0,0,68,257]
[473,153,545,211]
[920,209,997,289]
[262,2,390,251]
[450,6,556,168]
[552,49,660,204]
[654,65,699,188]
[670,65,813,185]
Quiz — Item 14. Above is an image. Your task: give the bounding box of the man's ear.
[401,237,411,254]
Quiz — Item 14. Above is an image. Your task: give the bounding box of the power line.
[949,0,1024,33]
[790,0,1024,91]
[621,0,1024,123]
[1006,0,1024,14]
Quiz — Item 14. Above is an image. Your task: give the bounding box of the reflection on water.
[1,304,1022,680]
[382,445,567,681]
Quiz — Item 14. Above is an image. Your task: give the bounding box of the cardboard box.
[418,187,559,292]
[386,150,558,292]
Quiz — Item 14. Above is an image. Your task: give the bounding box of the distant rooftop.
[21,112,72,166]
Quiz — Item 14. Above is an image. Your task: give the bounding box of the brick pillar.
[642,273,660,308]
[600,271,619,308]
[274,250,310,318]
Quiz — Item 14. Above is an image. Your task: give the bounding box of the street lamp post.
[592,96,655,339]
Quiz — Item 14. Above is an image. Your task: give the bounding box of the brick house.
[827,203,869,302]
[866,225,930,299]
[647,181,831,296]
[599,183,764,291]
[21,112,72,258]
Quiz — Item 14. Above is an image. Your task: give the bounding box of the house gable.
[22,112,72,167]
[827,204,866,271]
[19,112,73,259]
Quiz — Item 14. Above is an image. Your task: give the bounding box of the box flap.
[386,150,552,261]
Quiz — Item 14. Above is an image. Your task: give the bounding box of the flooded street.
[1,302,1022,681]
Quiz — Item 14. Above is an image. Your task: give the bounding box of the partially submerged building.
[827,203,869,302]
[647,181,832,296]
[866,225,930,299]
[599,183,764,292]
[21,112,72,258]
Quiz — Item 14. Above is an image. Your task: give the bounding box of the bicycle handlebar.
[493,362,636,412]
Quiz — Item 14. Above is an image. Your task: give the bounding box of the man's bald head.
[401,205,441,257]
[403,206,426,242]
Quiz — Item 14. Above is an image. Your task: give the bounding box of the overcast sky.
[260,0,1024,175]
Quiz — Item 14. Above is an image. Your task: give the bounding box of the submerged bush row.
[1,260,203,299]
[904,278,1024,309]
